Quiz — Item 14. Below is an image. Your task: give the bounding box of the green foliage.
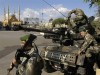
[84,0,100,7]
[91,19,100,29]
[83,0,100,18]
[96,6,100,17]
[91,19,100,34]
[52,18,65,27]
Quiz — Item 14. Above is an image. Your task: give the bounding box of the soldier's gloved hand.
[86,53,92,58]
[77,50,85,55]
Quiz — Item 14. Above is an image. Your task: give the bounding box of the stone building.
[3,6,23,27]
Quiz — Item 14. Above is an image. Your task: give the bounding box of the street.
[0,31,63,75]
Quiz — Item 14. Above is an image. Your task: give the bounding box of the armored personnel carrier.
[15,16,100,75]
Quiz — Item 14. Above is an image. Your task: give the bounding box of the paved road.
[0,31,63,75]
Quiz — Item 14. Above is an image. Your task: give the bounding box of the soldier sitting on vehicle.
[66,8,88,33]
[7,34,37,72]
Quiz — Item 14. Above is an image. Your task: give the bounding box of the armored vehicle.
[13,16,100,75]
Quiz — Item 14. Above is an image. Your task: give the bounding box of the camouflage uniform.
[67,8,88,31]
[7,34,36,71]
[78,27,99,75]
[79,33,98,54]
[78,26,98,54]
[8,34,43,75]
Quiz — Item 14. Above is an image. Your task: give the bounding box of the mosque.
[3,6,23,27]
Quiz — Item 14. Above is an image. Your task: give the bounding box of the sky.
[0,0,97,21]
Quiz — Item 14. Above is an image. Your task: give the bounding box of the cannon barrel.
[19,26,83,40]
[19,26,62,35]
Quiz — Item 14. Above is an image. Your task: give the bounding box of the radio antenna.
[41,0,66,17]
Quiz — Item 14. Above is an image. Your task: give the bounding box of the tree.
[91,19,100,28]
[96,6,100,17]
[90,19,100,35]
[52,18,65,27]
[84,0,100,7]
[84,0,100,17]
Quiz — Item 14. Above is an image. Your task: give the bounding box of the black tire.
[64,68,76,75]
[12,25,19,31]
[43,60,56,73]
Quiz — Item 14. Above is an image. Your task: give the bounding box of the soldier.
[78,26,98,54]
[7,34,37,72]
[67,8,88,32]
[78,26,99,75]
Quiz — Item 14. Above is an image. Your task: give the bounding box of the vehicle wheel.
[12,25,19,31]
[43,60,56,73]
[64,67,77,75]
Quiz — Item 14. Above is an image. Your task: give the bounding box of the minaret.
[4,7,6,20]
[8,5,10,21]
[18,6,20,21]
[14,10,16,15]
